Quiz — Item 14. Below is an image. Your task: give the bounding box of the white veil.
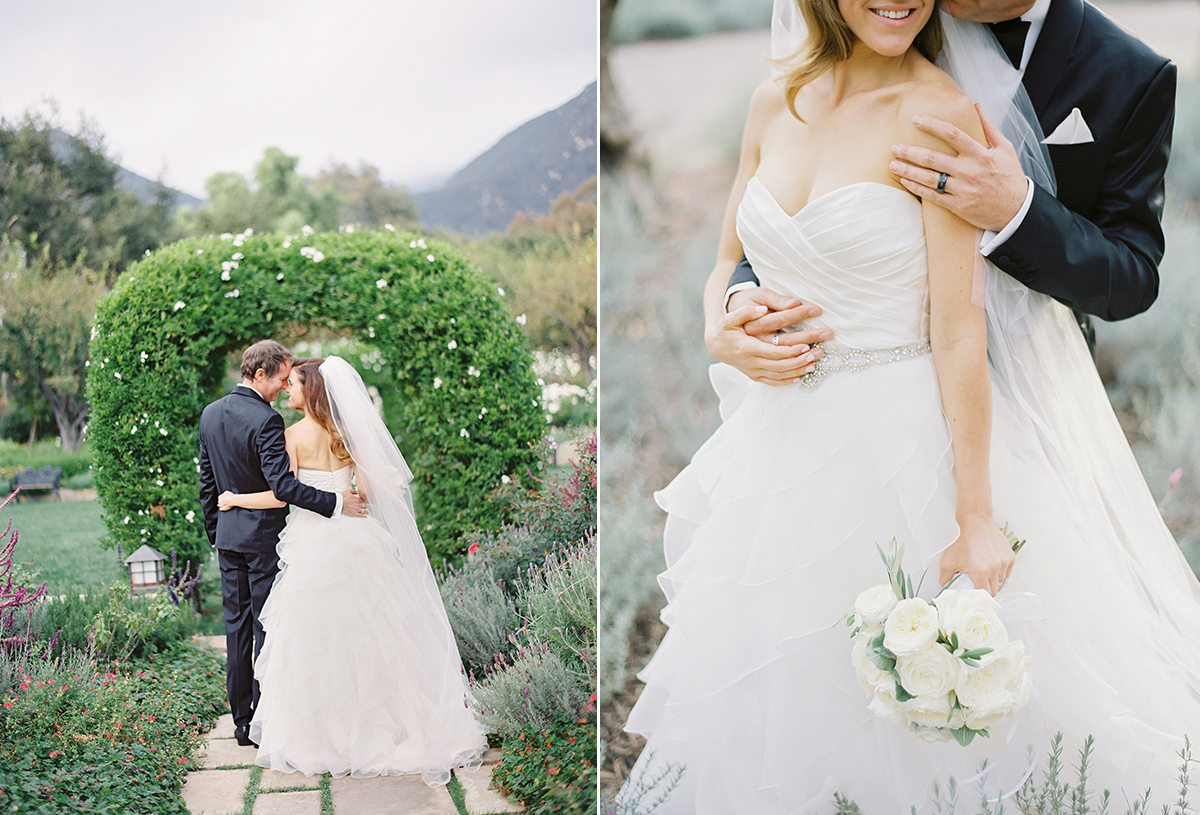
[770,0,1200,800]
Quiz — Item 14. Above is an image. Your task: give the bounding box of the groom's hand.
[889,106,1028,233]
[342,489,367,518]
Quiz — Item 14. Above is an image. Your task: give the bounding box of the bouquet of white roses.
[847,538,1031,746]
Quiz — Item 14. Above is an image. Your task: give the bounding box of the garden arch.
[87,228,544,567]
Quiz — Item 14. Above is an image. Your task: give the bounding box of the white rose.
[902,693,963,733]
[851,635,889,694]
[935,589,1007,652]
[867,684,905,725]
[854,584,897,630]
[883,598,939,655]
[913,725,955,743]
[956,641,1026,727]
[896,643,963,699]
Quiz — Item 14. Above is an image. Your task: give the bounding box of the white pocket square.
[1042,107,1094,145]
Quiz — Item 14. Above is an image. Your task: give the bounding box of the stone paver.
[201,736,260,769]
[459,765,522,813]
[259,768,322,790]
[182,768,252,815]
[251,790,322,815]
[330,774,459,815]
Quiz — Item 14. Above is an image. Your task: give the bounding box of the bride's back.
[287,416,352,472]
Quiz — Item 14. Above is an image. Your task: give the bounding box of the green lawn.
[3,498,123,596]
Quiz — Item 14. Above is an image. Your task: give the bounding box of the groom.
[712,0,1176,378]
[198,340,366,746]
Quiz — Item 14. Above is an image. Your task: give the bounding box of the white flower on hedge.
[935,589,1007,653]
[123,516,130,524]
[141,352,148,363]
[224,289,240,298]
[221,270,231,281]
[376,279,388,289]
[517,314,527,326]
[883,598,939,655]
[193,458,199,465]
[220,233,233,241]
[131,425,137,434]
[896,643,963,699]
[384,224,394,231]
[426,254,435,262]
[159,428,168,436]
[301,225,314,236]
[114,372,122,380]
[854,584,897,630]
[282,238,292,249]
[468,366,480,377]
[232,252,244,261]
[417,238,427,249]
[460,428,469,438]
[433,377,443,389]
[156,480,164,487]
[377,314,386,321]
[448,340,458,350]
[498,287,505,296]
[409,240,417,248]
[141,529,148,536]
[501,475,511,484]
[195,249,204,255]
[233,235,245,247]
[173,301,186,311]
[185,511,195,523]
[277,273,285,281]
[367,327,375,338]
[312,251,325,262]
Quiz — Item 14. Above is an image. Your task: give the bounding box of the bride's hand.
[217,491,236,511]
[938,516,1015,596]
[706,293,831,386]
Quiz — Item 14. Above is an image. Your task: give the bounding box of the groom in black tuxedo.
[714,0,1175,378]
[198,340,366,746]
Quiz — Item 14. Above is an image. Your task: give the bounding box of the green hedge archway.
[87,228,545,567]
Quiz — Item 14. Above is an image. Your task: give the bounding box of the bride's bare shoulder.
[899,62,986,144]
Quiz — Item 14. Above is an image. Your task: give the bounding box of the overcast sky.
[1,0,598,198]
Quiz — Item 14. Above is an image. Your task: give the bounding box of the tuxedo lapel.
[1022,0,1085,120]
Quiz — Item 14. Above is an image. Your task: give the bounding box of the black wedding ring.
[936,172,949,194]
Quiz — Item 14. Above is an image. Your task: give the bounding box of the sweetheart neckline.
[747,177,916,220]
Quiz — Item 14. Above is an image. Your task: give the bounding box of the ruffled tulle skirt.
[623,357,1200,814]
[250,509,486,784]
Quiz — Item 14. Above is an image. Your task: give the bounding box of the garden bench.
[9,465,62,501]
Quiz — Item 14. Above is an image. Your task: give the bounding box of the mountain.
[415,81,597,236]
[47,129,203,212]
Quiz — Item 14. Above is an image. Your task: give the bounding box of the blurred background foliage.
[598,0,1200,796]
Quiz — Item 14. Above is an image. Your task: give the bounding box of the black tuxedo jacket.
[198,386,337,553]
[730,0,1176,324]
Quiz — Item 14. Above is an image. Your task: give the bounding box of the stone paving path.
[182,637,521,815]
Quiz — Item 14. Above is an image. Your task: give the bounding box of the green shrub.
[522,537,596,683]
[492,719,597,815]
[0,440,92,482]
[473,641,591,740]
[87,228,544,568]
[438,562,522,679]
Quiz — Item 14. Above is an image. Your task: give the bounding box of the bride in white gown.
[620,0,1200,812]
[218,356,486,784]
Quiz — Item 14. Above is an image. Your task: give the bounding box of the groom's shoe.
[234,724,258,748]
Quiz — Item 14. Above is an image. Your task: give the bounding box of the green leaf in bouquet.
[951,726,982,747]
[866,630,896,672]
[1000,522,1026,554]
[894,677,916,703]
[958,647,994,667]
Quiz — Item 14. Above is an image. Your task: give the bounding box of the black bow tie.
[989,18,1031,68]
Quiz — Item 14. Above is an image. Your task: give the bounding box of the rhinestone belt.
[799,339,931,390]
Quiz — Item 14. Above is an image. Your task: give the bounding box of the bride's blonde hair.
[294,358,352,464]
[776,0,944,120]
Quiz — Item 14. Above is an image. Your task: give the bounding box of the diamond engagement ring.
[772,333,780,346]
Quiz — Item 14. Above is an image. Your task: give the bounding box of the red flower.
[3,702,12,709]
[467,542,480,555]
[548,766,560,775]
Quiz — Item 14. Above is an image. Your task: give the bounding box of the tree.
[313,162,421,231]
[0,110,176,284]
[0,242,103,452]
[180,147,341,236]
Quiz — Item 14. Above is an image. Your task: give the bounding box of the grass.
[3,498,123,596]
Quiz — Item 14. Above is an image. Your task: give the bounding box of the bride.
[620,0,1200,811]
[217,356,486,784]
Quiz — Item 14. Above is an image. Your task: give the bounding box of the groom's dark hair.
[241,340,294,380]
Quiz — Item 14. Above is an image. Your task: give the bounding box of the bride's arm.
[216,434,297,511]
[920,93,1015,597]
[703,79,818,384]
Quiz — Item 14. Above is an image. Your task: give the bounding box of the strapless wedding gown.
[249,466,486,784]
[622,181,1200,813]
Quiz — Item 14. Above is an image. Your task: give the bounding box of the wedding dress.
[620,177,1200,812]
[249,359,486,784]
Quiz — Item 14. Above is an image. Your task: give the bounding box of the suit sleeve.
[988,61,1175,321]
[256,412,338,517]
[198,431,219,546]
[728,255,760,290]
